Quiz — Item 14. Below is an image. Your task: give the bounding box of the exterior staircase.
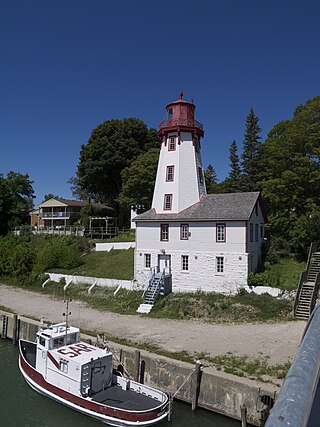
[137,267,172,314]
[294,243,320,320]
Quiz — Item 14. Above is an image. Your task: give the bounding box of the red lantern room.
[158,92,204,140]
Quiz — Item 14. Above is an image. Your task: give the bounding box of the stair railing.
[294,242,318,317]
[143,268,155,300]
[309,271,320,317]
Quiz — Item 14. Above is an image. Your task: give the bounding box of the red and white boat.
[19,322,170,426]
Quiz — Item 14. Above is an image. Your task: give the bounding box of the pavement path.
[0,284,306,365]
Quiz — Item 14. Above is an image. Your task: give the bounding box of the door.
[158,254,171,275]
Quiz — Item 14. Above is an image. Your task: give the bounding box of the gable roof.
[134,192,267,222]
[38,198,113,211]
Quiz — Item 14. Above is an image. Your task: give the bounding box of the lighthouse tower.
[151,94,206,213]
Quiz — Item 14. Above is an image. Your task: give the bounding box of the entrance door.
[158,254,171,275]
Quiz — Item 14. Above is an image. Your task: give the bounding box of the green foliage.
[79,204,109,226]
[240,107,262,190]
[34,237,85,273]
[204,164,219,194]
[74,119,158,223]
[0,171,34,235]
[118,147,159,210]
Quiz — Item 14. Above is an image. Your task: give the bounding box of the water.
[0,339,240,427]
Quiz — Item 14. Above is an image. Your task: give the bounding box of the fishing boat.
[19,316,170,426]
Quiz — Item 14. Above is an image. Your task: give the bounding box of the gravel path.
[0,285,306,365]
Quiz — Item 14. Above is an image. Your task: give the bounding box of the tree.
[0,171,34,235]
[43,194,59,202]
[118,147,160,211]
[241,107,262,190]
[258,96,320,255]
[219,140,241,193]
[204,164,218,194]
[74,118,158,224]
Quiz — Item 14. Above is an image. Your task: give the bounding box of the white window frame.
[216,223,226,242]
[181,255,189,271]
[168,136,176,151]
[216,256,224,274]
[144,253,151,269]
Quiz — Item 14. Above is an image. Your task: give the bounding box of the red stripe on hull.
[19,351,168,424]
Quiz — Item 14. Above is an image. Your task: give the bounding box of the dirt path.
[0,285,305,365]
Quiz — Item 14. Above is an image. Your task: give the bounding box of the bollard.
[241,403,247,427]
[191,360,202,411]
[12,314,18,346]
[134,350,140,382]
[139,360,145,384]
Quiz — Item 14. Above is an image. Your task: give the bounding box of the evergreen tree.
[241,107,262,190]
[204,164,218,194]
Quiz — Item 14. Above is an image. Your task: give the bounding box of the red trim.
[163,194,172,210]
[19,345,167,423]
[160,224,169,241]
[47,351,60,369]
[216,223,226,242]
[166,165,174,182]
[180,223,189,240]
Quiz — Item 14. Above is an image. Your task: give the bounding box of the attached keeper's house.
[134,95,267,296]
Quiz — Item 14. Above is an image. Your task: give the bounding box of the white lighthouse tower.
[151,93,206,213]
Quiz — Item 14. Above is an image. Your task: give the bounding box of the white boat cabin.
[36,323,113,397]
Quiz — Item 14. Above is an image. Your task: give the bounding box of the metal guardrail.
[159,118,203,131]
[265,304,320,427]
[293,242,318,316]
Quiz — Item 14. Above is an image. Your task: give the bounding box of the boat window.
[60,361,68,373]
[66,333,77,345]
[53,337,65,348]
[39,336,46,347]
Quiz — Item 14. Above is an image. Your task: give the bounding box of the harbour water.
[0,339,242,427]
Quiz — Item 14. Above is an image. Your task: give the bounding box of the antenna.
[63,292,72,343]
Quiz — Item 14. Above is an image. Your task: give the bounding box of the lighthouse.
[152,93,206,213]
[134,95,267,303]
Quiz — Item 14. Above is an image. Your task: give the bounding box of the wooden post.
[139,360,145,384]
[134,350,140,382]
[241,403,247,427]
[191,360,202,411]
[12,314,18,346]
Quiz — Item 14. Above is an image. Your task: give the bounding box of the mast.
[63,293,72,343]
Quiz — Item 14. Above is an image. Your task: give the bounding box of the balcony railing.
[42,211,80,219]
[159,118,203,131]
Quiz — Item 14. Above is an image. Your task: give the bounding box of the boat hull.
[19,342,169,427]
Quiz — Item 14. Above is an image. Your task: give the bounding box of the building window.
[216,257,224,273]
[255,203,258,216]
[168,136,176,151]
[255,224,259,242]
[249,223,253,242]
[198,166,203,183]
[166,165,174,182]
[164,194,173,210]
[180,224,189,240]
[160,224,169,241]
[168,108,173,120]
[260,224,264,239]
[144,254,151,268]
[216,223,226,242]
[181,255,189,271]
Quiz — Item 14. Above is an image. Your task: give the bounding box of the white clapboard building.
[134,94,267,295]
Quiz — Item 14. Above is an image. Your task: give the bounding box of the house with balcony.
[30,198,114,232]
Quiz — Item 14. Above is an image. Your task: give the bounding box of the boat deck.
[92,385,161,410]
[20,340,164,412]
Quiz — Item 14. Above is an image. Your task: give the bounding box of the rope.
[172,367,195,398]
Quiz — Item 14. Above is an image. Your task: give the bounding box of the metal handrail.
[293,242,318,317]
[265,304,320,427]
[159,118,203,131]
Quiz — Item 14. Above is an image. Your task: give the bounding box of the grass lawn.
[263,258,305,291]
[49,248,134,280]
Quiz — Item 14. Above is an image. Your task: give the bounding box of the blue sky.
[1,0,320,205]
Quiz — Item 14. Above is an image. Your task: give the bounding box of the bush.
[247,272,269,287]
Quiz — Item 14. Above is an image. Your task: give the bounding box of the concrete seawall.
[0,310,277,425]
